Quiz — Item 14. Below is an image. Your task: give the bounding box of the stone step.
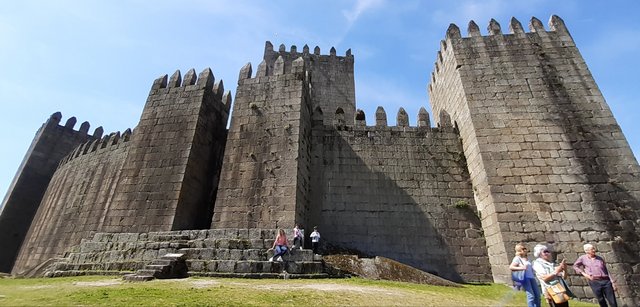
[76,238,302,255]
[189,238,271,249]
[46,229,324,280]
[145,264,170,271]
[160,253,187,261]
[77,240,192,254]
[150,259,173,266]
[67,246,186,264]
[187,260,324,274]
[135,269,165,278]
[89,229,279,244]
[50,261,146,272]
[189,272,332,279]
[265,249,315,262]
[148,234,191,242]
[180,248,315,261]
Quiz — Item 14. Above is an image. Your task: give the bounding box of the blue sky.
[1,0,639,201]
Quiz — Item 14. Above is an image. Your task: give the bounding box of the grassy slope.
[0,276,598,306]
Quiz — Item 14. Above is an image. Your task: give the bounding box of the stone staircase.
[123,253,188,281]
[43,229,333,280]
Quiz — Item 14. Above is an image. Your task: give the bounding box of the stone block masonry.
[262,42,356,126]
[212,55,310,229]
[429,16,640,305]
[1,14,639,306]
[118,68,230,231]
[310,110,491,282]
[11,68,230,275]
[0,113,98,272]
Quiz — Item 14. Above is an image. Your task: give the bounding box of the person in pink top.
[573,243,617,307]
[269,229,288,262]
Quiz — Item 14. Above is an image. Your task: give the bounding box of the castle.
[0,15,638,304]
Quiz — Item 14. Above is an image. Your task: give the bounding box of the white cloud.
[343,0,386,26]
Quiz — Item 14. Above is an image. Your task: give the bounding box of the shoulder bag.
[547,282,570,304]
[511,257,525,284]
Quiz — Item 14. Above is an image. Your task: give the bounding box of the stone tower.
[211,42,350,229]
[212,42,491,282]
[1,14,638,306]
[10,68,230,274]
[0,113,98,272]
[429,16,640,303]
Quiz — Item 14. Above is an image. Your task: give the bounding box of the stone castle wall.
[118,68,229,231]
[11,68,230,275]
[12,133,131,274]
[429,16,640,304]
[2,14,639,305]
[0,114,99,272]
[309,110,491,282]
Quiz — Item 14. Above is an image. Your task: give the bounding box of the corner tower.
[0,113,97,272]
[429,16,640,304]
[9,68,230,275]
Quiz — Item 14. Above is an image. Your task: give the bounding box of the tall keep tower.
[429,16,640,304]
[212,42,355,229]
[262,42,356,125]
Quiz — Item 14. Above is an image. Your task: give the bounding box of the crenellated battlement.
[149,68,232,113]
[238,41,352,82]
[429,15,574,95]
[427,15,640,304]
[0,111,99,272]
[151,68,214,91]
[442,15,570,40]
[236,41,355,127]
[314,106,456,132]
[264,41,353,62]
[239,55,309,81]
[8,22,639,305]
[44,111,102,137]
[41,111,111,168]
[58,128,133,167]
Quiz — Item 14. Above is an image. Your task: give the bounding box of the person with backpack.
[510,243,541,307]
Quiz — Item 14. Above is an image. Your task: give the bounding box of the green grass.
[0,276,598,306]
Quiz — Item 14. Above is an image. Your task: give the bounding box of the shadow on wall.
[308,110,491,283]
[531,35,640,303]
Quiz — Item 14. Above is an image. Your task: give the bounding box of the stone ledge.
[188,272,333,279]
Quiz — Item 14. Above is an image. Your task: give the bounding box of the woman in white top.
[532,244,569,307]
[310,226,321,254]
[510,243,541,307]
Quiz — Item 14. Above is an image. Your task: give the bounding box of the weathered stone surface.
[430,16,640,305]
[0,112,93,273]
[10,67,231,275]
[324,255,460,287]
[42,229,330,279]
[2,14,639,307]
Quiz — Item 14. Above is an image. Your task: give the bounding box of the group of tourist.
[268,225,321,262]
[270,228,617,306]
[510,243,617,307]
